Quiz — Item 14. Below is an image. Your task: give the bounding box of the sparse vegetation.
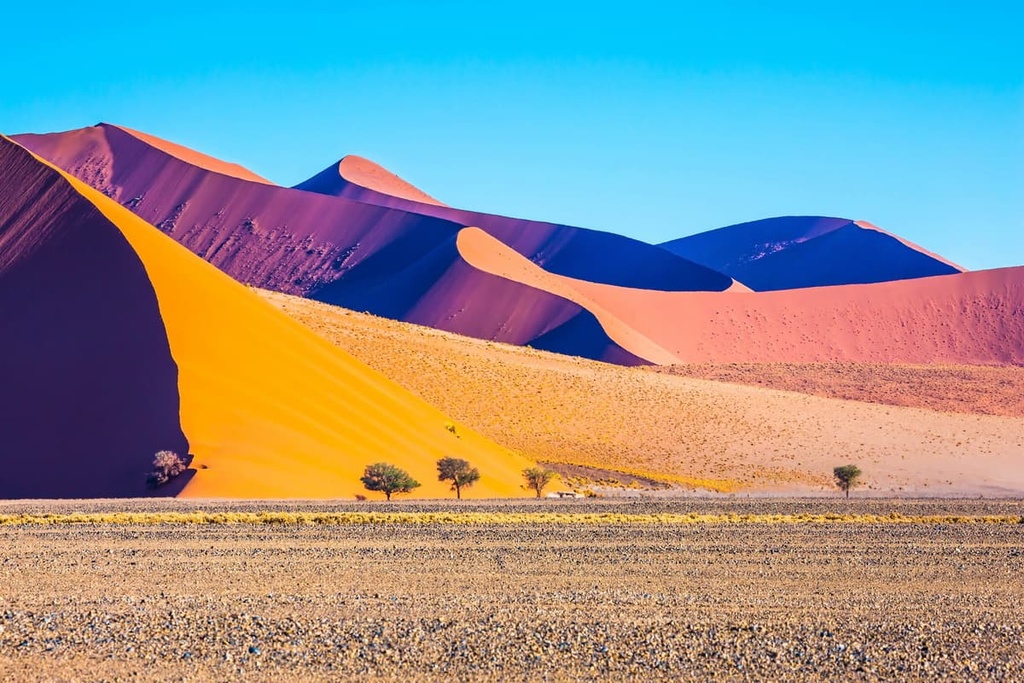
[360,462,421,501]
[522,467,557,498]
[145,450,187,488]
[436,457,480,499]
[834,464,863,498]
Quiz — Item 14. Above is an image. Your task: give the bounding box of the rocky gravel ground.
[1,499,1022,681]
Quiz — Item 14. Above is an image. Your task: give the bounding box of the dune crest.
[456,227,680,364]
[112,124,272,184]
[339,155,447,205]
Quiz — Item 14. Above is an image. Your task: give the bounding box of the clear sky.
[2,1,1021,269]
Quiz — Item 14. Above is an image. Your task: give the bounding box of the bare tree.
[522,467,557,498]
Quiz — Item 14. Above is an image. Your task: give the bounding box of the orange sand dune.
[458,227,1024,365]
[263,290,1024,496]
[113,125,272,184]
[338,155,446,205]
[1,137,531,499]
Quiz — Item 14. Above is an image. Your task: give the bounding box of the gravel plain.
[1,498,1022,682]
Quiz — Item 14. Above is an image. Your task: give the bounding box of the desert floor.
[1,499,1022,682]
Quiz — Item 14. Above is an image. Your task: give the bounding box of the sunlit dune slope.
[262,290,1024,496]
[294,154,446,205]
[661,216,963,290]
[0,136,531,499]
[460,227,1024,365]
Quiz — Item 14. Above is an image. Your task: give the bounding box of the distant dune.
[661,216,963,290]
[0,136,532,499]
[262,290,1024,496]
[295,154,447,205]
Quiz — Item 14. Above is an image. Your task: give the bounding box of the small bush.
[146,450,188,489]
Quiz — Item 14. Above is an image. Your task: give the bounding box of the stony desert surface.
[1,499,1022,682]
[263,290,1024,496]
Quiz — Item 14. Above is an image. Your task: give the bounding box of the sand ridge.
[338,155,447,205]
[112,124,272,184]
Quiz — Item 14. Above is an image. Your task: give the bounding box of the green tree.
[833,464,862,498]
[436,457,480,499]
[361,462,421,501]
[522,467,557,498]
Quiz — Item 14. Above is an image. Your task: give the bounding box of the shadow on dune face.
[0,138,188,498]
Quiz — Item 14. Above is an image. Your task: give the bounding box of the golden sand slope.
[263,290,1024,496]
[40,157,532,499]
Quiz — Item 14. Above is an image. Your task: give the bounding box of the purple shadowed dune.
[660,216,963,291]
[0,137,189,498]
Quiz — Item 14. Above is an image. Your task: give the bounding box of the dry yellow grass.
[1,511,1021,526]
[262,290,1024,496]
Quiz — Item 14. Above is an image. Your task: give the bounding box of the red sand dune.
[0,136,532,499]
[14,124,731,364]
[661,216,964,290]
[460,227,1024,365]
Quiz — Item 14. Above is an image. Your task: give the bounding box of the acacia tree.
[361,462,421,501]
[436,457,480,499]
[833,464,862,498]
[522,467,557,498]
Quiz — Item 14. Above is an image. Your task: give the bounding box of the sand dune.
[14,124,731,364]
[460,225,1024,365]
[0,136,532,499]
[661,216,963,290]
[263,290,1024,496]
[295,154,446,205]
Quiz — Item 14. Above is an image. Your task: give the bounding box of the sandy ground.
[263,290,1024,496]
[1,499,1022,682]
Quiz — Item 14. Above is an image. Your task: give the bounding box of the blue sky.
[2,2,1021,269]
